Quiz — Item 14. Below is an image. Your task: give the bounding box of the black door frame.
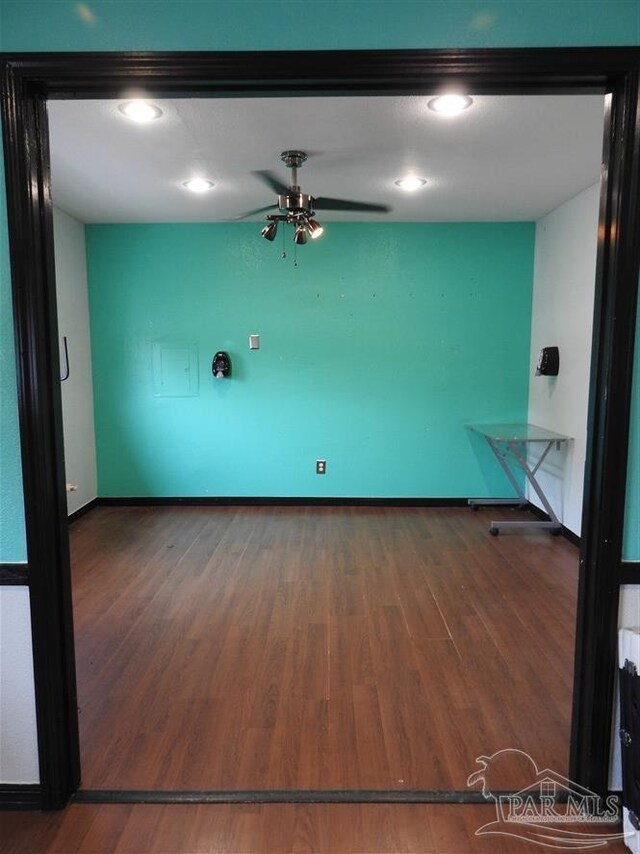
[1,48,639,810]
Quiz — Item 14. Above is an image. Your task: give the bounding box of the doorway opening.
[2,49,639,809]
[48,90,600,794]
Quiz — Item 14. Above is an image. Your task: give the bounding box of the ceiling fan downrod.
[281,150,307,191]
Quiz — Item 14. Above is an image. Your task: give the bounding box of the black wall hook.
[60,336,70,382]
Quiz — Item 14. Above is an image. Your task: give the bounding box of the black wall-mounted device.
[536,346,559,376]
[212,351,231,379]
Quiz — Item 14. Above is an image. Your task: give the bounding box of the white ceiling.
[48,94,604,224]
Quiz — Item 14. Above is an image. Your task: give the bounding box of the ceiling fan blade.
[313,196,391,213]
[235,204,278,220]
[253,170,289,195]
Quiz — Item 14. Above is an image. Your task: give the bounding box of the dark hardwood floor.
[69,505,579,792]
[1,803,628,854]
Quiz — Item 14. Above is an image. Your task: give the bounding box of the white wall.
[53,207,98,515]
[527,183,599,536]
[0,587,39,782]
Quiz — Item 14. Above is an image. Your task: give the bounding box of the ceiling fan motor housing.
[278,192,314,213]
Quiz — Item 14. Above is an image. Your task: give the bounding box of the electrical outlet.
[316,459,326,475]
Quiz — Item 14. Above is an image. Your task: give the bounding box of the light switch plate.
[249,334,260,350]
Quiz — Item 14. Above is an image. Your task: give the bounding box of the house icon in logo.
[467,749,625,848]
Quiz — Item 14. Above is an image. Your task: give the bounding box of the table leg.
[470,436,564,535]
[487,440,562,535]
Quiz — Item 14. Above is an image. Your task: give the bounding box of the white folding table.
[466,422,570,535]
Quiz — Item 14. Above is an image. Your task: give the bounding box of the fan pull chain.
[281,221,286,259]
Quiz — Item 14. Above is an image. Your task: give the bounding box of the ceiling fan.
[240,150,391,246]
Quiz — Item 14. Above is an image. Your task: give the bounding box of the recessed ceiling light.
[182,178,215,193]
[118,100,163,123]
[428,94,473,115]
[394,176,427,192]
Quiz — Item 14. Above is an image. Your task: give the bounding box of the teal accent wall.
[0,150,26,561]
[0,1,639,554]
[624,306,640,561]
[1,1,638,51]
[86,222,534,498]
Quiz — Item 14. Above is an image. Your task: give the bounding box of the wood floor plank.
[1,804,628,854]
[69,505,579,791]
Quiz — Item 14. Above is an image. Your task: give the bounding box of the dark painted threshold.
[75,788,518,805]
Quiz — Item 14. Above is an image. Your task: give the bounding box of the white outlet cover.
[249,334,260,350]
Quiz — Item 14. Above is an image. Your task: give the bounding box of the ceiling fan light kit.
[261,220,279,241]
[307,218,324,240]
[293,223,308,245]
[249,150,391,255]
